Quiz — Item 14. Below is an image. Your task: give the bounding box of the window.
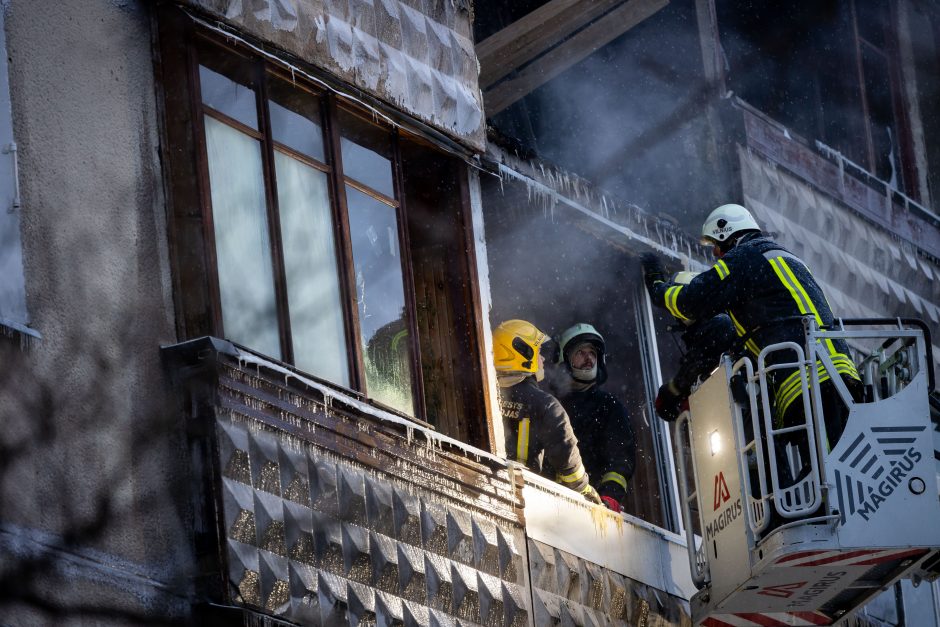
[480,171,681,530]
[194,42,417,415]
[156,13,488,444]
[0,8,34,341]
[718,0,915,195]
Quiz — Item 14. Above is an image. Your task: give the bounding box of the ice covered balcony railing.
[735,98,940,261]
[161,337,694,625]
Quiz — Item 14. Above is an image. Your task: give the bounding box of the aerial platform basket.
[675,318,940,627]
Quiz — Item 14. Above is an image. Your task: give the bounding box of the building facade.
[0,0,938,625]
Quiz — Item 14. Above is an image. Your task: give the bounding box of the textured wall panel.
[171,346,692,626]
[207,357,526,625]
[181,0,484,150]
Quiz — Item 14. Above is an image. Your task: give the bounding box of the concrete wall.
[0,1,191,622]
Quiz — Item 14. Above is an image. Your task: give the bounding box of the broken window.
[156,14,489,446]
[718,0,914,194]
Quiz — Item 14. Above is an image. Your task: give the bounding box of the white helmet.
[701,204,760,245]
[556,323,607,385]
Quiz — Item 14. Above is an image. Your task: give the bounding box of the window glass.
[275,150,349,386]
[861,45,897,184]
[855,1,887,50]
[204,115,281,359]
[346,185,414,415]
[0,8,25,329]
[199,65,258,130]
[268,78,326,161]
[338,109,395,197]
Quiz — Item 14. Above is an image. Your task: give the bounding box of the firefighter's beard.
[571,364,597,383]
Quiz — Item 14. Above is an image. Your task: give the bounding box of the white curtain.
[275,151,350,387]
[205,116,281,359]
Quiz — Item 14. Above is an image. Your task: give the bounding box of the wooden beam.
[483,0,669,116]
[476,0,625,89]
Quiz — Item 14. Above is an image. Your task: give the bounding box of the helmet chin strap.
[571,364,597,383]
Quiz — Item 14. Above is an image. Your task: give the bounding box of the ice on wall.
[185,0,485,150]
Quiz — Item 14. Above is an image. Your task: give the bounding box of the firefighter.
[641,204,861,453]
[654,272,738,422]
[493,319,602,505]
[553,323,637,513]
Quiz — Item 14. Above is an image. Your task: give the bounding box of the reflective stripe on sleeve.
[601,472,628,491]
[557,464,587,486]
[665,285,690,321]
[714,260,730,280]
[728,310,761,357]
[516,418,530,464]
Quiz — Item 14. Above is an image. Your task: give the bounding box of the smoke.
[490,0,720,235]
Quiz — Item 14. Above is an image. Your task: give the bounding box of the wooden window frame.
[847,0,919,199]
[185,32,428,421]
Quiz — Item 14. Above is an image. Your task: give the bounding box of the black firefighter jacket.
[499,377,592,495]
[671,314,738,398]
[558,386,637,506]
[650,233,860,423]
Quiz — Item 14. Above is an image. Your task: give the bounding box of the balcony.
[162,336,693,625]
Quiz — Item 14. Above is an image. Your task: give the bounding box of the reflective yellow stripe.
[774,362,827,415]
[768,258,814,320]
[665,285,690,321]
[390,329,408,352]
[778,258,822,323]
[831,354,860,380]
[557,464,586,485]
[601,472,628,491]
[773,353,860,423]
[516,418,530,464]
[771,355,858,410]
[776,258,851,363]
[728,310,760,356]
[715,260,729,280]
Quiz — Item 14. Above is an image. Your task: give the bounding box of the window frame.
[847,0,917,196]
[187,33,428,420]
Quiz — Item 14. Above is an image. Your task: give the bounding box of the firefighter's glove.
[582,484,603,505]
[600,495,623,513]
[640,253,666,293]
[654,380,683,422]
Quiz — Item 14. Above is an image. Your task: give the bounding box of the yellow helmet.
[492,319,547,374]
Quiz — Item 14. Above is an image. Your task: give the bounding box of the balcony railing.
[162,336,692,625]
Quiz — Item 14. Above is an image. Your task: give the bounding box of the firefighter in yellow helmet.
[493,320,602,505]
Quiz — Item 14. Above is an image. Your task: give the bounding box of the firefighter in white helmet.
[493,319,602,505]
[552,323,637,513]
[641,203,861,451]
[654,272,737,422]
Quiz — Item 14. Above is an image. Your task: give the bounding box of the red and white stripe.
[774,547,926,568]
[702,611,830,626]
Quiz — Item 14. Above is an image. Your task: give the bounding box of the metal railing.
[675,409,709,589]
